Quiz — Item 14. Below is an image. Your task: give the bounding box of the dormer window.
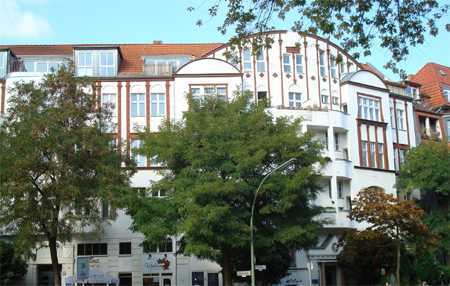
[75,49,118,77]
[22,57,67,73]
[143,55,190,76]
[443,86,450,102]
[406,86,419,99]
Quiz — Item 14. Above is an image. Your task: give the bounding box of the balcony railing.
[421,128,441,141]
[143,63,173,77]
[335,148,349,160]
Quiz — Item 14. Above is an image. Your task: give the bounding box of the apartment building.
[0,30,417,286]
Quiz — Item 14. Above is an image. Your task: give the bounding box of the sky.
[0,0,449,80]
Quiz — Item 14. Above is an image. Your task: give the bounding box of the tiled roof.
[0,43,223,75]
[410,63,450,107]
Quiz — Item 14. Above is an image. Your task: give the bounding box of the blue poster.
[77,257,90,281]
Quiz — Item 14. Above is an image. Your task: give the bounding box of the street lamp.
[250,158,296,286]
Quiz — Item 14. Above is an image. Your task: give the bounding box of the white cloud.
[0,0,52,39]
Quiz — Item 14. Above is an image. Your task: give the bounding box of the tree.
[351,186,432,286]
[126,94,326,286]
[0,65,134,286]
[337,230,396,285]
[0,240,27,286]
[191,0,448,76]
[397,142,450,282]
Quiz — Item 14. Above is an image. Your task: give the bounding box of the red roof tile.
[410,63,450,108]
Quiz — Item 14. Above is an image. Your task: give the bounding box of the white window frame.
[319,50,326,77]
[283,54,291,73]
[190,85,227,104]
[443,86,450,102]
[288,92,302,108]
[369,142,376,168]
[101,93,117,116]
[131,140,147,167]
[256,49,265,73]
[377,143,384,169]
[358,96,381,121]
[330,55,337,79]
[243,48,252,72]
[76,50,117,77]
[396,108,405,130]
[361,140,368,167]
[130,93,146,118]
[321,94,329,105]
[151,93,166,117]
[295,54,303,74]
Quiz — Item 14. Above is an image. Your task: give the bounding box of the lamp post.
[250,158,296,286]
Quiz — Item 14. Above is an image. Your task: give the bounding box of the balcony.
[420,128,441,141]
[143,63,173,77]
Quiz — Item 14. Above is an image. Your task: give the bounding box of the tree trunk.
[48,236,61,286]
[396,240,401,286]
[222,251,233,286]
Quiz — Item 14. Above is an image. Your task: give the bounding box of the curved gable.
[343,70,387,90]
[176,58,240,75]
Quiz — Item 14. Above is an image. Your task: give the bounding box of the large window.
[151,93,166,117]
[319,50,326,77]
[295,54,303,74]
[288,92,302,108]
[283,54,291,73]
[131,93,146,117]
[0,51,6,78]
[131,140,146,167]
[243,48,252,72]
[256,49,265,73]
[190,85,227,104]
[75,50,117,77]
[102,93,117,115]
[358,96,381,121]
[77,243,107,256]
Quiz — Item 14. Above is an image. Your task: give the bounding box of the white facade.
[0,31,417,286]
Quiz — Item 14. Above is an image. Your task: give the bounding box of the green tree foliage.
[0,240,27,286]
[0,65,134,286]
[337,230,396,285]
[190,0,448,76]
[398,142,450,284]
[126,94,326,286]
[351,186,432,286]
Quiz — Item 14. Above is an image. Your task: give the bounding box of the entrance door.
[37,264,61,286]
[324,264,337,286]
[119,273,132,286]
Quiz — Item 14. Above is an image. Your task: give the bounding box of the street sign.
[237,271,251,277]
[255,265,266,271]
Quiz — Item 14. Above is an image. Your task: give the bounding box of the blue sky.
[0,0,449,80]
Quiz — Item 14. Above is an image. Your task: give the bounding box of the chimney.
[153,40,163,44]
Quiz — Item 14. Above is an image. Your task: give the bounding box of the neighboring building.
[0,31,418,286]
[406,63,450,146]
